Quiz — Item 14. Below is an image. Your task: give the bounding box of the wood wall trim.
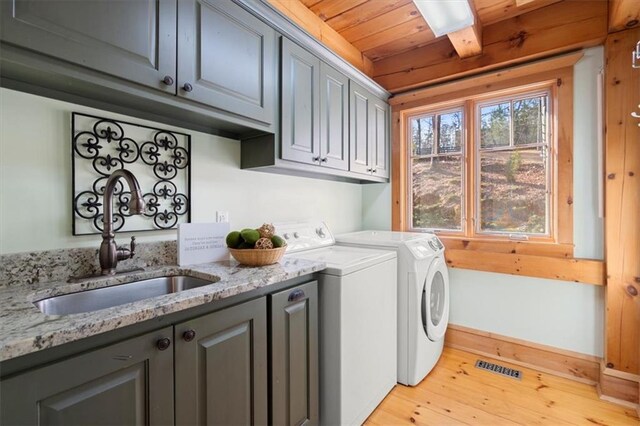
[599,364,640,406]
[608,0,640,33]
[266,0,374,76]
[445,250,605,285]
[445,324,601,384]
[373,0,606,93]
[604,27,640,377]
[389,51,583,107]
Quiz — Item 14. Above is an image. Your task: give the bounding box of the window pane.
[479,147,548,234]
[412,156,463,231]
[480,102,511,148]
[411,116,434,156]
[513,96,547,145]
[438,111,463,154]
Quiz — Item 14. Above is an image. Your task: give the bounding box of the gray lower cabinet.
[0,327,174,426]
[349,81,390,179]
[175,297,268,425]
[0,0,178,94]
[177,0,276,125]
[270,281,319,426]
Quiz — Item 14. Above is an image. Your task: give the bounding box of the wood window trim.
[391,53,605,285]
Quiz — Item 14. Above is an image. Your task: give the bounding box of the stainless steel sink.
[35,275,218,316]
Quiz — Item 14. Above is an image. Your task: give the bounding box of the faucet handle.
[129,236,137,258]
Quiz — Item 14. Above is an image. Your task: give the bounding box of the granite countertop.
[0,257,325,362]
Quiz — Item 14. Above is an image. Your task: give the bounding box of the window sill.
[438,237,604,285]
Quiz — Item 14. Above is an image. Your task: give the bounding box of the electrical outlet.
[216,211,229,223]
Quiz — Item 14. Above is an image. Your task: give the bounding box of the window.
[406,79,563,244]
[391,57,590,281]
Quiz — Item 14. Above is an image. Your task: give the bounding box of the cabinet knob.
[312,156,320,163]
[320,157,327,163]
[372,169,377,173]
[366,168,372,172]
[288,289,306,302]
[156,337,171,351]
[183,329,196,342]
[182,82,193,92]
[161,75,174,86]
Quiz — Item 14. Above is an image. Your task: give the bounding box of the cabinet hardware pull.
[161,75,174,86]
[183,83,193,92]
[288,289,306,302]
[156,337,171,351]
[183,329,196,342]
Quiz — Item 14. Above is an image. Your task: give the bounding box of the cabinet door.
[0,328,174,426]
[281,37,321,166]
[175,297,268,426]
[319,63,349,171]
[349,80,371,174]
[270,281,319,426]
[0,0,177,93]
[177,0,276,125]
[369,97,390,178]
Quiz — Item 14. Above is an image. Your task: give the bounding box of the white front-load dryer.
[336,231,450,386]
[403,240,449,385]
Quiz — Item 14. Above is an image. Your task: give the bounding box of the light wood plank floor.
[365,347,640,425]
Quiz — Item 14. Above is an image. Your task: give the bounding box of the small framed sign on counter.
[177,223,230,266]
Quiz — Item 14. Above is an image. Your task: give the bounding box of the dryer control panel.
[406,236,444,259]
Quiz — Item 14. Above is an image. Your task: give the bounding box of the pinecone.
[254,237,274,249]
[257,223,275,239]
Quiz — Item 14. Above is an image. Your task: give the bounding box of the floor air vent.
[474,359,522,380]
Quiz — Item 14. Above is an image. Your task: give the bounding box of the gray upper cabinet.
[281,39,349,171]
[175,297,268,426]
[177,0,276,125]
[270,281,319,426]
[349,81,389,178]
[0,0,177,93]
[0,328,174,426]
[281,37,321,165]
[319,63,349,171]
[370,95,390,178]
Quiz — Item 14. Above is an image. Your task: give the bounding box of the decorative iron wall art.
[72,113,191,235]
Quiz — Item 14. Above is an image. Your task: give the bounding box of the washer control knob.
[283,233,290,240]
[293,232,300,238]
[316,227,326,238]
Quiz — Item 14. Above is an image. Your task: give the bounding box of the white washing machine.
[336,230,450,386]
[281,222,398,425]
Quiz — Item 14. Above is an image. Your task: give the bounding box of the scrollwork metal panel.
[72,113,191,235]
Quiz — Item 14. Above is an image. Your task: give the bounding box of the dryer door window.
[421,257,450,342]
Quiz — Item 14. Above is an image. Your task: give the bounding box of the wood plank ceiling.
[275,0,630,93]
[299,0,562,61]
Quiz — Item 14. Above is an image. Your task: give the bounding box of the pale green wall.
[0,88,363,254]
[360,48,605,356]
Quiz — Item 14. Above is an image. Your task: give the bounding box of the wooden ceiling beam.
[446,1,483,59]
[447,24,483,58]
[373,0,607,93]
[266,0,374,76]
[608,0,640,33]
